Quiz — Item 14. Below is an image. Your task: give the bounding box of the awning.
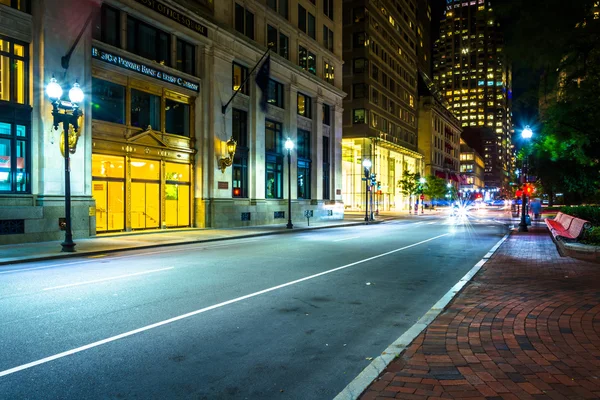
[435,171,446,179]
[450,174,459,182]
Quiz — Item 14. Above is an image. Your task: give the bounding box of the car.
[487,199,506,206]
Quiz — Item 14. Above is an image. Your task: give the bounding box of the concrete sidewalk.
[357,226,600,400]
[0,213,392,266]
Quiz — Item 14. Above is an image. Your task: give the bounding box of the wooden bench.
[544,212,591,242]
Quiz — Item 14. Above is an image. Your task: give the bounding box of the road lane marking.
[0,239,263,275]
[42,267,174,291]
[333,236,360,242]
[0,233,450,378]
[334,232,511,400]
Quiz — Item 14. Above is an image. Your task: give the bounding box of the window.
[267,79,284,108]
[298,5,307,32]
[322,104,330,126]
[232,63,249,95]
[97,4,120,47]
[353,58,367,73]
[322,136,330,200]
[323,25,334,52]
[0,0,29,12]
[324,61,334,84]
[353,7,366,22]
[353,83,366,99]
[176,39,195,76]
[371,88,378,104]
[371,64,379,81]
[279,32,289,59]
[299,46,316,75]
[127,16,170,65]
[165,100,190,137]
[308,13,316,39]
[323,0,334,20]
[235,3,255,40]
[265,120,283,199]
[91,78,125,124]
[267,26,289,59]
[353,32,366,48]
[353,109,366,124]
[232,109,248,198]
[297,92,312,118]
[0,121,29,193]
[297,128,311,199]
[0,36,28,105]
[131,89,161,129]
[267,0,288,19]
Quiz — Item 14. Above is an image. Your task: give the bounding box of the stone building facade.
[0,0,345,244]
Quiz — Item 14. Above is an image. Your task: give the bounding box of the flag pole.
[222,47,271,115]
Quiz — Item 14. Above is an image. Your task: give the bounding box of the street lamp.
[363,159,371,222]
[46,76,84,252]
[518,126,533,232]
[419,177,426,214]
[285,137,294,229]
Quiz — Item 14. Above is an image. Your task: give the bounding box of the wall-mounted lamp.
[218,136,237,172]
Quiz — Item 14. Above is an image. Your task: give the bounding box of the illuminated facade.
[459,138,484,192]
[341,0,424,211]
[433,0,512,192]
[0,0,345,244]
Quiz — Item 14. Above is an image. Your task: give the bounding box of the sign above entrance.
[92,47,200,92]
[133,0,210,36]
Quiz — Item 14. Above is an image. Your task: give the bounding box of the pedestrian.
[531,198,542,220]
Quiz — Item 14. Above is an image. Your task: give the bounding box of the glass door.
[92,154,125,232]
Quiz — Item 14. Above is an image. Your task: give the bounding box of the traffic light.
[377,181,381,191]
[524,184,535,196]
[370,173,377,186]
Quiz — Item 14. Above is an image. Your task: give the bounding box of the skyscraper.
[433,0,512,192]
[341,0,424,212]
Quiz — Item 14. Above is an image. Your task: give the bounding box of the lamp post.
[285,137,294,229]
[363,159,371,222]
[518,126,533,232]
[46,77,84,252]
[419,177,426,214]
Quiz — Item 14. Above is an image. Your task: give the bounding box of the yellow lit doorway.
[131,159,160,230]
[92,155,126,232]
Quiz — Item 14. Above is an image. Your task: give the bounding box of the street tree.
[423,175,448,209]
[398,171,419,212]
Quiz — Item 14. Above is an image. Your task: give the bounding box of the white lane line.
[0,238,262,275]
[42,267,174,291]
[333,232,511,400]
[0,233,450,378]
[333,236,360,242]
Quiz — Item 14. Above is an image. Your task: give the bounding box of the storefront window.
[165,99,190,137]
[165,162,190,227]
[232,109,248,198]
[131,89,160,130]
[92,154,125,232]
[92,78,125,124]
[0,121,29,193]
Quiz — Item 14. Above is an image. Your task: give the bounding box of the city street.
[0,215,507,399]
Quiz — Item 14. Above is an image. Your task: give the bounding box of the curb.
[0,220,380,267]
[333,229,512,400]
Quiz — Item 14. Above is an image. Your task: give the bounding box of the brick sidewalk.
[360,227,600,400]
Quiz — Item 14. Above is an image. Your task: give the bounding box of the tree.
[398,171,419,212]
[422,175,448,208]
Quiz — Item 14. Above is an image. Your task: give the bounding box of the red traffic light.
[516,190,523,197]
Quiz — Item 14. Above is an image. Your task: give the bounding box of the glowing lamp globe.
[46,77,63,101]
[419,177,426,184]
[362,159,371,168]
[285,137,294,151]
[522,125,533,139]
[68,82,84,104]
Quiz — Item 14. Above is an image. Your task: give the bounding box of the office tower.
[433,0,512,192]
[341,0,424,212]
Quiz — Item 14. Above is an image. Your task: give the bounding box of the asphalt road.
[0,214,507,399]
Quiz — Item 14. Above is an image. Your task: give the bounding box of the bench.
[544,212,591,242]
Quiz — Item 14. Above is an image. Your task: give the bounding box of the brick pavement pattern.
[360,227,600,400]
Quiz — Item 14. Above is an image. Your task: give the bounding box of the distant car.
[488,199,506,206]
